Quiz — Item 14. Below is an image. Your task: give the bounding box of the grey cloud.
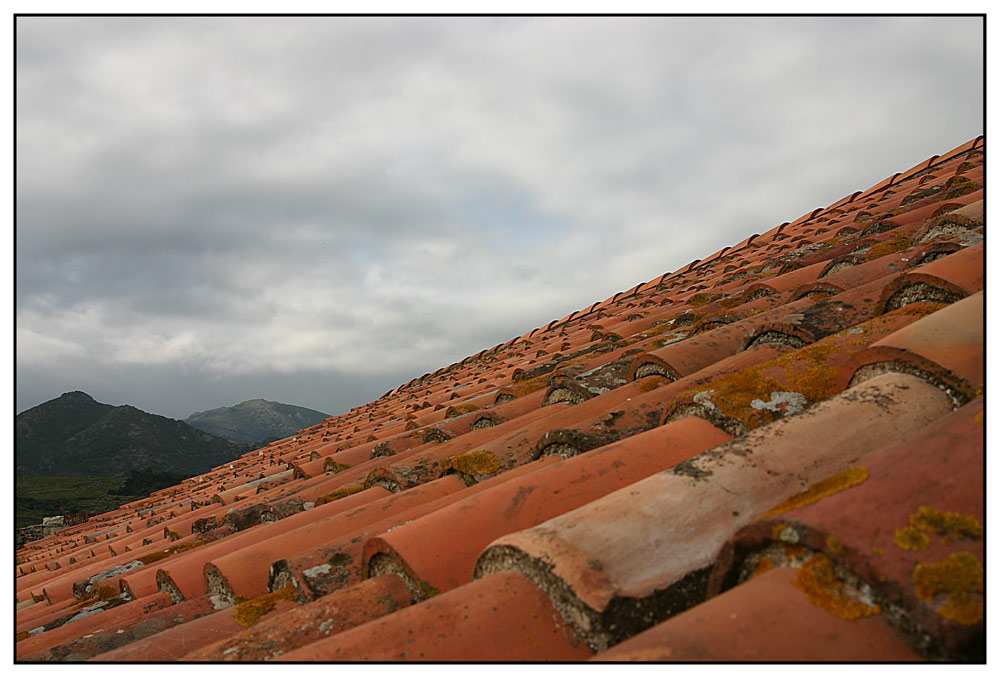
[16,15,983,418]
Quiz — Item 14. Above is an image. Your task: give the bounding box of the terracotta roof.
[15,136,985,662]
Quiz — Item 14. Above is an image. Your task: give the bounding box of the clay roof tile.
[474,372,952,652]
[274,572,591,661]
[708,397,984,660]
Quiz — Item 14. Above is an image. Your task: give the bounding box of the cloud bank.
[16,16,983,418]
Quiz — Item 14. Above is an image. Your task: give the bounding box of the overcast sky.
[15,15,983,420]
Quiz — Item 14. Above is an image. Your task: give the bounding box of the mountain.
[16,391,248,478]
[184,398,331,445]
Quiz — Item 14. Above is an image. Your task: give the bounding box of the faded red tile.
[275,572,592,661]
[475,373,952,652]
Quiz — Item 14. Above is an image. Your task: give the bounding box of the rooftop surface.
[15,136,985,662]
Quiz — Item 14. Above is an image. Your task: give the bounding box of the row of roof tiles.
[15,135,984,662]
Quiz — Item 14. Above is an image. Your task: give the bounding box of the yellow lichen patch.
[687,292,723,308]
[912,552,983,626]
[793,553,881,620]
[975,411,984,427]
[324,457,352,473]
[96,584,118,601]
[908,507,983,544]
[894,526,931,551]
[138,550,172,565]
[167,540,206,555]
[449,449,501,476]
[316,484,365,506]
[511,374,550,397]
[752,556,774,579]
[668,337,846,432]
[16,631,29,643]
[233,583,298,628]
[669,367,788,431]
[638,376,667,393]
[826,535,847,556]
[865,235,913,261]
[873,546,885,556]
[878,301,946,320]
[717,296,744,309]
[770,343,840,404]
[760,467,869,519]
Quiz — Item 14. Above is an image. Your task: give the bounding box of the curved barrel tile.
[661,301,948,435]
[201,475,466,605]
[181,574,412,661]
[709,398,984,660]
[874,242,983,314]
[268,456,563,602]
[592,567,921,661]
[474,373,951,652]
[839,291,984,404]
[22,595,217,662]
[149,486,390,603]
[87,605,247,661]
[17,592,172,659]
[627,299,813,381]
[274,572,592,662]
[363,417,733,596]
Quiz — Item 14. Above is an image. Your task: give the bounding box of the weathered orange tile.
[23,596,218,661]
[128,486,389,603]
[710,398,984,660]
[269,455,564,602]
[364,416,732,596]
[627,299,814,381]
[87,604,246,661]
[17,592,171,659]
[475,373,952,652]
[16,597,82,636]
[201,475,466,605]
[840,291,984,404]
[593,567,920,661]
[275,572,592,661]
[874,241,983,313]
[181,574,412,661]
[660,300,948,435]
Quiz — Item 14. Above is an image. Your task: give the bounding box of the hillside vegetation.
[16,391,248,478]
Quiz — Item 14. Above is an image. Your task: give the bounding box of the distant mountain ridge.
[185,398,331,445]
[16,391,248,478]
